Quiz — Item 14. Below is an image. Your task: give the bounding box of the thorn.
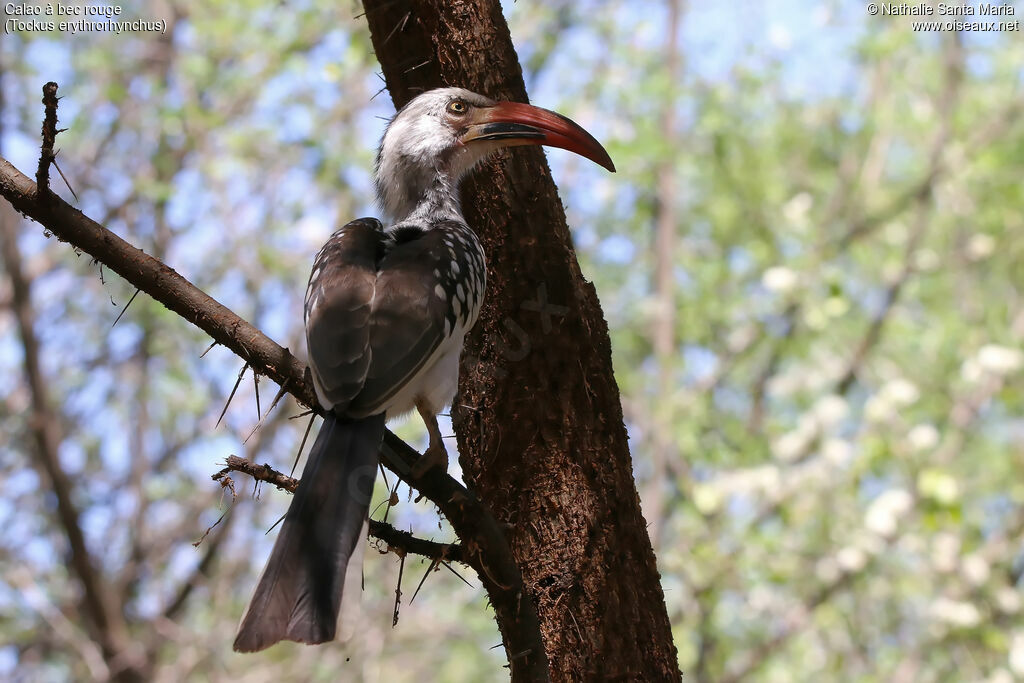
[440,560,473,587]
[265,512,287,535]
[52,158,78,201]
[392,553,405,627]
[370,85,388,102]
[379,462,390,491]
[382,10,410,46]
[98,263,105,285]
[411,557,440,603]
[290,412,316,477]
[216,363,248,429]
[111,288,141,328]
[403,59,431,75]
[253,372,261,420]
[200,340,218,358]
[243,379,289,445]
[289,409,314,420]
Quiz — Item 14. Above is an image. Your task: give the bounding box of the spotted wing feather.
[345,224,465,416]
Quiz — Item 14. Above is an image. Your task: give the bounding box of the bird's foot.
[412,442,448,477]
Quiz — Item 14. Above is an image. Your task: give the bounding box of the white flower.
[762,266,799,293]
[865,489,913,537]
[918,468,960,505]
[961,553,990,586]
[822,438,853,466]
[961,357,984,384]
[692,483,723,516]
[1010,631,1024,674]
[996,588,1022,615]
[837,546,867,572]
[930,597,981,627]
[907,424,940,452]
[772,424,814,462]
[978,344,1024,376]
[813,395,849,431]
[883,378,920,406]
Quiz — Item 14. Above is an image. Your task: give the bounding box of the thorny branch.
[213,455,466,564]
[35,82,59,202]
[0,82,542,674]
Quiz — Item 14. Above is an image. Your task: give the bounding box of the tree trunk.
[363,1,681,679]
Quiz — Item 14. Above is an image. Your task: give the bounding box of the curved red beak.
[461,101,616,173]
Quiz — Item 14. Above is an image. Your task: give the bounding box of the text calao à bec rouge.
[5,3,122,17]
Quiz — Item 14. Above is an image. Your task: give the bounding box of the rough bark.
[363,1,681,679]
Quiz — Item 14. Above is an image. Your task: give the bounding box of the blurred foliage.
[2,1,1023,681]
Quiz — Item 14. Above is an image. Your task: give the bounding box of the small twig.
[217,454,466,562]
[216,363,248,428]
[220,455,298,492]
[35,82,59,202]
[381,476,400,525]
[192,509,228,548]
[110,288,141,328]
[392,553,405,627]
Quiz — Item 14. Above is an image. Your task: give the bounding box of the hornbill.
[234,87,614,652]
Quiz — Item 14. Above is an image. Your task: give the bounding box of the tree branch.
[214,455,466,564]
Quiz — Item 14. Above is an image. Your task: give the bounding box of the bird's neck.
[403,173,464,226]
[378,164,466,227]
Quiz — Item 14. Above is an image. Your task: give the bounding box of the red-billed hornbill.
[233,87,614,652]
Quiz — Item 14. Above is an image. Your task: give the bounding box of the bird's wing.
[344,225,461,416]
[304,218,386,412]
[305,219,464,417]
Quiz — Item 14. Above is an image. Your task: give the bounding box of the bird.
[233,87,614,652]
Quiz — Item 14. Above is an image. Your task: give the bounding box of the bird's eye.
[447,100,468,115]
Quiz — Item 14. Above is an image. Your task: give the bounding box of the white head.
[374,87,614,223]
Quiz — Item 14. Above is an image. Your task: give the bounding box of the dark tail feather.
[233,413,384,653]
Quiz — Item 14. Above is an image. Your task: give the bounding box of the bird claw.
[411,443,448,477]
